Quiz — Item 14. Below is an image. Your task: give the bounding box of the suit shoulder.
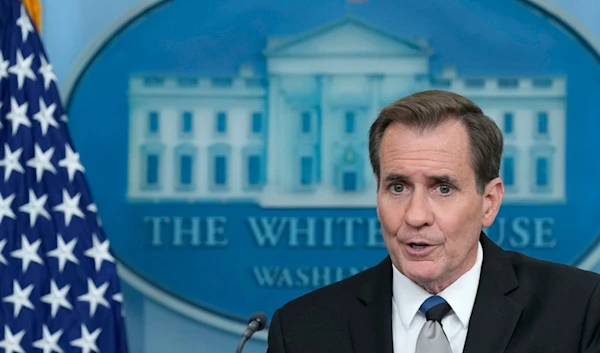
[506,250,600,287]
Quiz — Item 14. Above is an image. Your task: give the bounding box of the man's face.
[376,120,503,293]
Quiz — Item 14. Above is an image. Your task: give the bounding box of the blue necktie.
[415,295,453,353]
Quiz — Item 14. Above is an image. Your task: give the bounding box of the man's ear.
[482,177,504,228]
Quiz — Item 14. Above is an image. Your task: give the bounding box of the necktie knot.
[419,295,452,322]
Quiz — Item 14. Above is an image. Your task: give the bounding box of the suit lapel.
[348,257,394,353]
[463,234,523,353]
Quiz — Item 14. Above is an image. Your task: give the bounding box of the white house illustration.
[126,16,566,207]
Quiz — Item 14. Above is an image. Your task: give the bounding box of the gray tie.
[415,295,453,353]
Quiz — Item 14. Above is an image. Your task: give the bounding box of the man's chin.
[402,264,441,286]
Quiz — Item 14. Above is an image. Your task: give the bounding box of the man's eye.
[438,185,452,194]
[391,184,404,193]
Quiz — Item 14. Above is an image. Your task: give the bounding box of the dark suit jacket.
[266,233,600,353]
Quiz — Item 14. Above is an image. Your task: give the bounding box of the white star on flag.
[84,233,115,271]
[0,51,9,81]
[33,97,59,135]
[2,279,35,317]
[18,189,51,227]
[5,97,30,135]
[52,189,85,226]
[40,280,73,318]
[0,144,24,181]
[47,234,79,272]
[32,325,64,353]
[38,55,58,91]
[70,325,101,353]
[10,234,44,272]
[58,144,85,182]
[7,49,35,90]
[0,192,17,225]
[77,278,110,317]
[16,5,34,42]
[26,144,57,182]
[0,325,25,353]
[0,239,8,265]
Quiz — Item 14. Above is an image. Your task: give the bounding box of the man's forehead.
[380,121,470,157]
[383,122,469,149]
[378,151,473,183]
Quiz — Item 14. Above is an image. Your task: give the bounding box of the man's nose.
[404,189,434,228]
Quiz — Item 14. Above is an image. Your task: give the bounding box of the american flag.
[0,0,129,352]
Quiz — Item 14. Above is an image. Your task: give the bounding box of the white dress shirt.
[391,242,483,353]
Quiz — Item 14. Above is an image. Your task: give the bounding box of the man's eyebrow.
[382,173,459,185]
[427,174,460,185]
[383,173,409,183]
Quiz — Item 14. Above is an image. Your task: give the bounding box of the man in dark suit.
[266,90,600,353]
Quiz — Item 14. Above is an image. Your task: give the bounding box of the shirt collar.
[392,241,484,329]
